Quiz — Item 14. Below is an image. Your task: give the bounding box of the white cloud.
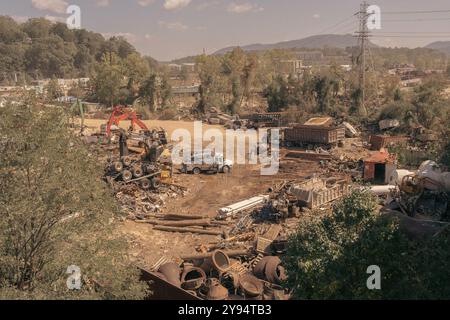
[144,33,153,39]
[96,0,110,7]
[163,0,191,10]
[227,2,263,14]
[158,20,189,31]
[31,0,68,14]
[313,13,320,19]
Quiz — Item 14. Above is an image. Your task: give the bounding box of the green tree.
[122,53,150,100]
[0,16,25,44]
[0,98,148,299]
[263,75,289,112]
[22,18,52,39]
[196,54,225,114]
[45,78,63,100]
[314,75,335,113]
[91,53,123,107]
[222,48,247,114]
[412,76,446,129]
[139,74,172,112]
[284,189,450,299]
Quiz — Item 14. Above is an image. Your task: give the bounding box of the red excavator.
[105,105,149,137]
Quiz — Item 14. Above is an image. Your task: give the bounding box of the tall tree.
[0,98,148,299]
[91,53,123,107]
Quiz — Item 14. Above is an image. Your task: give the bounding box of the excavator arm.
[106,105,149,136]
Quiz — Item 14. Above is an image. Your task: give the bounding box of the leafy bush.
[284,189,450,299]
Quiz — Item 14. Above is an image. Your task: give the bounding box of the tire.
[192,167,201,175]
[122,170,133,182]
[133,166,144,178]
[222,166,231,174]
[151,177,161,189]
[140,178,151,190]
[113,161,124,173]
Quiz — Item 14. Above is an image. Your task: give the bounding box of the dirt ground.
[85,118,322,268]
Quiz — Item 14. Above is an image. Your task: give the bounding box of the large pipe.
[144,219,211,227]
[370,185,397,196]
[153,225,224,236]
[180,249,251,261]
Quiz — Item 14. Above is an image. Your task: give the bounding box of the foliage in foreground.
[0,98,148,299]
[284,189,450,299]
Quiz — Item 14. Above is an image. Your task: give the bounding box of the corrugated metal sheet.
[139,268,202,300]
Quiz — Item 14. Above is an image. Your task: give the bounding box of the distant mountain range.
[213,34,377,55]
[425,41,450,55]
[167,34,449,63]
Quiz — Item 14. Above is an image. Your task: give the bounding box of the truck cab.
[182,153,233,174]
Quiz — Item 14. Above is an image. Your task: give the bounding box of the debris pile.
[151,248,290,300]
[386,161,450,221]
[114,183,187,220]
[145,177,353,300]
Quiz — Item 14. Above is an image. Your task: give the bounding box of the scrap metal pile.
[102,128,184,220]
[386,161,450,221]
[145,178,352,300]
[113,183,187,220]
[151,248,289,300]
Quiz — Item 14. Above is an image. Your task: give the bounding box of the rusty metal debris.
[287,177,351,209]
[158,262,182,287]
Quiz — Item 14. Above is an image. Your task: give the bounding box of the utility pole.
[356,1,370,116]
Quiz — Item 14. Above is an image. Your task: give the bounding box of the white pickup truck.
[181,153,233,174]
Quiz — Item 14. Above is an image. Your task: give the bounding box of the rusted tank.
[284,125,345,146]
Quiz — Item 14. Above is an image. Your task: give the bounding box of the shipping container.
[369,135,409,150]
[283,125,345,146]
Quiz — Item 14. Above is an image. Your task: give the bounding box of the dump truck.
[283,125,345,147]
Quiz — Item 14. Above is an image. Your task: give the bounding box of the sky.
[1,0,450,60]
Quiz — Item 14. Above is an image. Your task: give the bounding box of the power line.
[383,9,450,14]
[372,35,450,38]
[384,17,450,22]
[316,13,357,35]
[373,31,450,34]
